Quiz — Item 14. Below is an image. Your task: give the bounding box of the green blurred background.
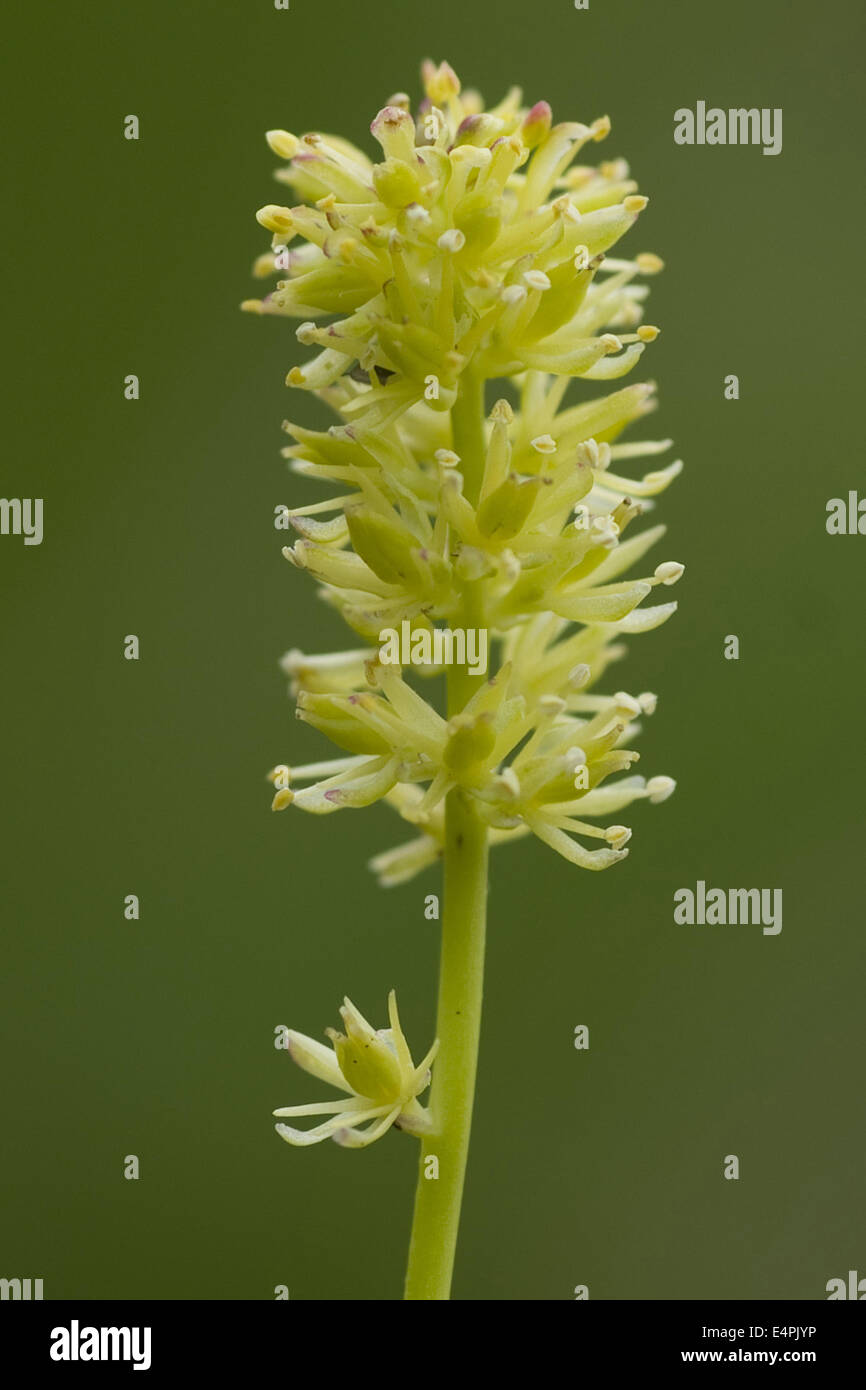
[2,0,863,1300]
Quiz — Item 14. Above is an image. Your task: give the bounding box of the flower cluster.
[248,60,680,884]
[274,992,437,1148]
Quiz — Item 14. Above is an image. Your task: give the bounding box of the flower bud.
[522,100,552,149]
[256,204,294,235]
[266,130,299,160]
[476,474,543,540]
[370,105,418,163]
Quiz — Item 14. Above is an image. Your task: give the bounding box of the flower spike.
[249,63,678,879]
[247,71,681,1271]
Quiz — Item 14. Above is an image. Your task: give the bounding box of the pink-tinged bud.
[370,105,417,162]
[455,113,503,146]
[522,101,552,148]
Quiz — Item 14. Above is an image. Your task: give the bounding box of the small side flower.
[274,991,438,1149]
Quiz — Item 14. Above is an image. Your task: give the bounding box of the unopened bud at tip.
[422,59,461,103]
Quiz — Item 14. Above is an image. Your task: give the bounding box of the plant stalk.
[403,370,490,1300]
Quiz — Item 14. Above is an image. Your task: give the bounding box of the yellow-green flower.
[250,59,679,874]
[274,992,437,1149]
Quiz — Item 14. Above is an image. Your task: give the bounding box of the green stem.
[448,366,486,507]
[404,370,489,1300]
[403,783,489,1299]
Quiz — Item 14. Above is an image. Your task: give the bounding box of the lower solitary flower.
[274,992,438,1149]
